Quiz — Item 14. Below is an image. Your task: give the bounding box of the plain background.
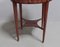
[0,0,60,22]
[0,0,60,47]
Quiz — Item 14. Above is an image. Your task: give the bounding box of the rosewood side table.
[11,0,51,43]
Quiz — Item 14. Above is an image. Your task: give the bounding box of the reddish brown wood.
[23,18,43,30]
[12,2,19,41]
[11,0,51,43]
[41,3,44,28]
[42,2,49,43]
[19,4,23,29]
[11,0,51,4]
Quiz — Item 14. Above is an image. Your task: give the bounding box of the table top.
[11,0,51,4]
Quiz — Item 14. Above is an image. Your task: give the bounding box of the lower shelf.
[22,18,43,30]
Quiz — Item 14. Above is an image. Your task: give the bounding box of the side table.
[11,0,51,43]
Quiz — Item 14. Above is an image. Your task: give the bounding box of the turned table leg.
[12,2,19,41]
[42,2,49,43]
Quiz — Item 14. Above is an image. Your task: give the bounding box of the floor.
[0,19,60,47]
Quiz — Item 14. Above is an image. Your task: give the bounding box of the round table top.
[11,0,51,4]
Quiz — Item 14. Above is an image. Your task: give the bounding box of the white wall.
[0,0,60,22]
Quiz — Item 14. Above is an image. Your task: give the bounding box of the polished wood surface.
[42,2,49,43]
[11,0,51,43]
[12,2,19,41]
[11,0,51,4]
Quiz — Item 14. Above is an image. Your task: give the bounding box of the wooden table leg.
[19,4,23,29]
[42,2,49,43]
[12,2,19,41]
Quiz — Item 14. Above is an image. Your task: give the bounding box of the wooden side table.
[11,0,51,43]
